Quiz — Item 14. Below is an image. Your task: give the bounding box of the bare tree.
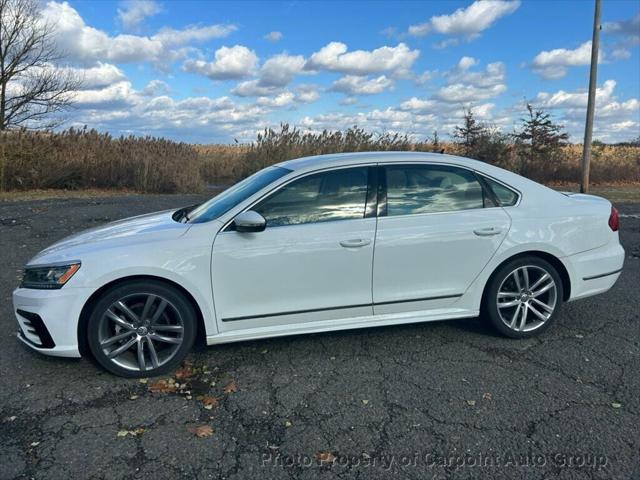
[0,0,79,130]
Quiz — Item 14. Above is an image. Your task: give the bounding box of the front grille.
[16,310,56,349]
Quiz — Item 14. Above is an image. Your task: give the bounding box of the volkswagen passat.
[13,152,624,377]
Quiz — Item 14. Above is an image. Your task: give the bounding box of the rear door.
[372,163,511,314]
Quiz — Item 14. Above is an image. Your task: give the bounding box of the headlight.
[21,262,81,289]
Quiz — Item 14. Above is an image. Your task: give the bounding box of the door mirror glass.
[232,210,266,233]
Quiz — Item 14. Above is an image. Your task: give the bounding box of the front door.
[373,163,511,314]
[212,166,377,331]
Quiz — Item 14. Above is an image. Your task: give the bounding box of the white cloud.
[535,79,616,109]
[603,12,640,46]
[408,0,520,40]
[435,58,507,103]
[141,79,170,96]
[264,31,283,42]
[182,45,258,80]
[531,41,593,79]
[295,84,320,103]
[228,53,306,97]
[231,80,278,97]
[305,42,419,76]
[42,1,236,66]
[435,83,507,103]
[259,54,306,86]
[117,0,161,30]
[610,48,632,61]
[532,79,640,141]
[330,75,394,95]
[72,81,139,109]
[64,62,127,89]
[256,92,296,108]
[339,97,358,106]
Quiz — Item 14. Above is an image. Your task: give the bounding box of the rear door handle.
[339,239,371,248]
[474,227,502,236]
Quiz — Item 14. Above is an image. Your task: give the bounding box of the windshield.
[187,166,292,223]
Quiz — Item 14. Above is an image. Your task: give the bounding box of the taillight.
[608,206,619,231]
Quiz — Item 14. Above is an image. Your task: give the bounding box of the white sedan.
[13,152,624,377]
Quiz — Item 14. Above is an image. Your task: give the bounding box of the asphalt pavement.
[0,194,638,480]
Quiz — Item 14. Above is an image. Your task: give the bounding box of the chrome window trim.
[219,160,522,232]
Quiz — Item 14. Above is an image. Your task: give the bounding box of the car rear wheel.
[483,256,563,338]
[87,280,196,377]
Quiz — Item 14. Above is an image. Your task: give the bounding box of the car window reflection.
[255,167,369,227]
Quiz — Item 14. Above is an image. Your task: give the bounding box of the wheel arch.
[481,251,571,307]
[77,275,207,358]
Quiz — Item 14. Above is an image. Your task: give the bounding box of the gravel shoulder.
[0,195,639,480]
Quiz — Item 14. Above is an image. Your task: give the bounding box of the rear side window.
[384,164,485,216]
[254,167,369,227]
[483,176,519,206]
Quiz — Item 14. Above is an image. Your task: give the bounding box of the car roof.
[275,151,486,173]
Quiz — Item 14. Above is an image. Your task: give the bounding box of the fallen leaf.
[466,400,476,406]
[138,378,148,384]
[117,430,129,437]
[315,451,336,464]
[284,420,292,427]
[362,399,369,405]
[611,402,622,409]
[175,363,196,380]
[482,393,492,401]
[188,425,213,438]
[129,395,139,400]
[148,379,178,394]
[30,441,40,447]
[202,396,219,410]
[223,379,238,394]
[260,349,268,354]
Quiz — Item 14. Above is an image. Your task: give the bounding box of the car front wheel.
[87,280,197,377]
[484,256,563,338]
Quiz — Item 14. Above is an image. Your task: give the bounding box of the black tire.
[483,256,564,339]
[87,280,197,378]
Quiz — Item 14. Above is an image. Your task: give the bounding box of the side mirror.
[232,210,266,233]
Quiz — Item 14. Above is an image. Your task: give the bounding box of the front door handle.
[339,238,371,248]
[474,227,502,237]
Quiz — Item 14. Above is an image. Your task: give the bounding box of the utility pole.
[581,0,601,193]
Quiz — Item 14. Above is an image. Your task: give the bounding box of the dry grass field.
[1,127,638,196]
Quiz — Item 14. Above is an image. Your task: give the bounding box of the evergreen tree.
[513,104,569,175]
[453,109,487,157]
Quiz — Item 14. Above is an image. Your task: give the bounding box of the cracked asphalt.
[0,194,638,480]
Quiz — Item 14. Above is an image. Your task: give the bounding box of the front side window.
[254,167,369,227]
[384,164,485,216]
[188,166,291,223]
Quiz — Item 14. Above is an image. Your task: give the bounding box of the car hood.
[29,209,188,265]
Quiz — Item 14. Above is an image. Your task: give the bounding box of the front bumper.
[12,286,96,358]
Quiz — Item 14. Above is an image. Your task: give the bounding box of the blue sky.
[40,0,640,143]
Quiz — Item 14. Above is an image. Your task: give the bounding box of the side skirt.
[206,308,479,346]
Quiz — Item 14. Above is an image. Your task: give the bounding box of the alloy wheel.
[496,265,558,333]
[97,293,184,372]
